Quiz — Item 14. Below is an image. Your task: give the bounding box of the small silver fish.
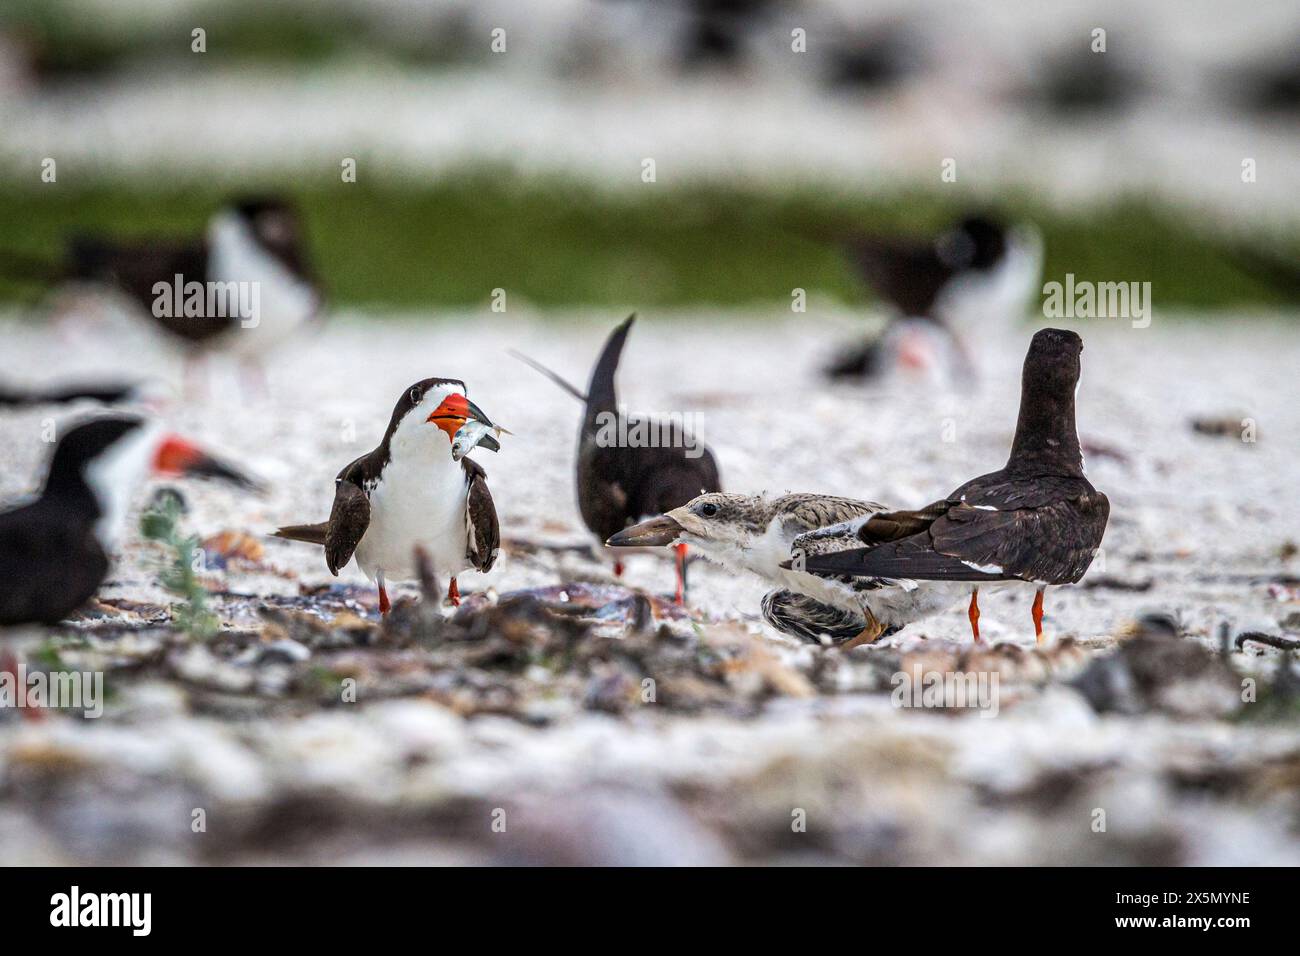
[451,420,511,461]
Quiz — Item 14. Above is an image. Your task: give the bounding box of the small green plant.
[141,492,219,640]
[30,640,66,670]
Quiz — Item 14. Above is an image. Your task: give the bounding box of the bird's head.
[1024,327,1083,397]
[937,214,1008,271]
[389,378,501,460]
[607,493,768,557]
[227,196,311,280]
[46,415,259,547]
[49,416,257,490]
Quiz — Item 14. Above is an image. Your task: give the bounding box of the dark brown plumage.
[0,419,140,625]
[1,417,258,628]
[513,315,721,601]
[464,459,499,574]
[822,215,1009,380]
[844,216,1007,318]
[69,234,228,343]
[0,197,318,347]
[795,328,1109,642]
[272,378,500,612]
[324,479,370,575]
[0,504,110,626]
[300,454,499,579]
[575,316,721,543]
[812,477,1109,585]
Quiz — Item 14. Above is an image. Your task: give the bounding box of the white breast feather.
[351,389,476,582]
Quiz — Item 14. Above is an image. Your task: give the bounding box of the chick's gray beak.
[607,515,684,548]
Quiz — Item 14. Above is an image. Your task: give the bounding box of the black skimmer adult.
[790,328,1109,644]
[1,197,321,391]
[511,314,721,604]
[608,492,961,645]
[272,378,504,614]
[0,415,257,626]
[820,214,1041,383]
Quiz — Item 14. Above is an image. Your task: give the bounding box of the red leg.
[968,588,981,643]
[1032,588,1045,644]
[673,543,688,606]
[447,577,461,607]
[613,560,625,578]
[897,327,935,372]
[378,582,391,616]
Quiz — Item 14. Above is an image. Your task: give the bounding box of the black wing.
[324,478,370,576]
[799,484,1109,585]
[69,234,234,342]
[927,491,1110,584]
[857,498,952,542]
[577,438,633,541]
[462,458,499,573]
[842,235,952,317]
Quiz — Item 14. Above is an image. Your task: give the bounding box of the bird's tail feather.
[584,313,635,415]
[794,545,1004,582]
[272,523,328,546]
[506,349,587,402]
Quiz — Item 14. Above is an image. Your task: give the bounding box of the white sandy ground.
[0,304,1299,864]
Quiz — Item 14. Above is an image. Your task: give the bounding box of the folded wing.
[797,491,1108,585]
[463,459,500,573]
[325,479,370,576]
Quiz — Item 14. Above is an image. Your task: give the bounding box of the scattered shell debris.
[1,315,1298,864]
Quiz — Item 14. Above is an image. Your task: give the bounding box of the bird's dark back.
[579,431,721,541]
[0,498,109,625]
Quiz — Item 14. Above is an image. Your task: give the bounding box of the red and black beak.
[427,393,496,441]
[153,434,263,491]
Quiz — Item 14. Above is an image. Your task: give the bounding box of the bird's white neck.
[83,421,163,550]
[689,516,795,581]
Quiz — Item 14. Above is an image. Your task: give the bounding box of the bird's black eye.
[698,502,719,518]
[409,387,422,404]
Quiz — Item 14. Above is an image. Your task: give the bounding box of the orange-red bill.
[153,434,261,489]
[153,434,203,476]
[427,393,494,442]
